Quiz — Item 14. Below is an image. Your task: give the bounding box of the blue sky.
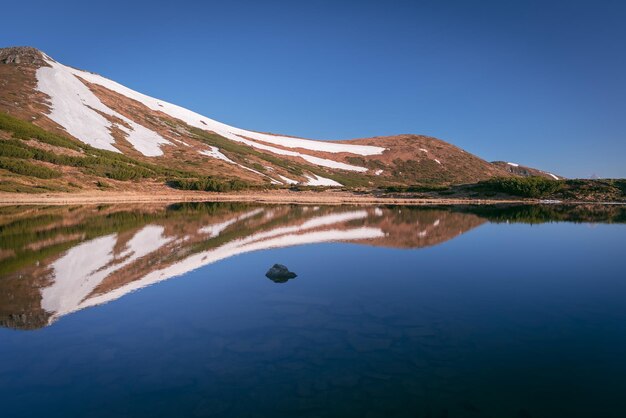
[4,0,625,178]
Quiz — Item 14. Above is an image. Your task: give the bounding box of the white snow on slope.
[199,146,235,163]
[199,147,280,183]
[434,159,441,165]
[196,124,370,172]
[507,162,519,167]
[56,60,384,155]
[171,137,190,146]
[304,174,342,186]
[547,173,559,180]
[40,55,382,171]
[36,60,171,156]
[278,174,298,184]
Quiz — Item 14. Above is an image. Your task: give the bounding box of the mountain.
[0,46,559,193]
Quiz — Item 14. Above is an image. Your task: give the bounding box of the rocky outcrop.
[0,46,46,66]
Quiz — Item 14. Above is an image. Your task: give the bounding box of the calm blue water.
[0,204,625,417]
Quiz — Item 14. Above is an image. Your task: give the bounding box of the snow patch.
[36,60,171,156]
[199,146,235,164]
[277,174,298,185]
[171,138,190,146]
[507,162,520,167]
[434,159,441,165]
[216,128,369,171]
[374,169,383,176]
[199,147,278,182]
[304,174,342,186]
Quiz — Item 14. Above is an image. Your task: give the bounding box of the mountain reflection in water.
[0,202,624,330]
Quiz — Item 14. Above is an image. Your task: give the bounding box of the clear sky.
[3,0,625,178]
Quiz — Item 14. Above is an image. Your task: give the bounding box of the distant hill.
[491,161,561,180]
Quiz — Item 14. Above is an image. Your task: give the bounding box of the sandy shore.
[0,190,535,206]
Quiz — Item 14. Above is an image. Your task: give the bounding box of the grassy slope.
[0,112,255,193]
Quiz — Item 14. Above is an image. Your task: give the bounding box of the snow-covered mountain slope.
[0,46,559,189]
[37,53,383,170]
[37,57,172,156]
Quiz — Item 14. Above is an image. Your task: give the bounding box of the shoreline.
[0,190,622,206]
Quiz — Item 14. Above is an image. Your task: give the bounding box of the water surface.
[0,203,625,417]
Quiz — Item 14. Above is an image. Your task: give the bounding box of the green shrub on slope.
[482,177,563,198]
[0,157,61,179]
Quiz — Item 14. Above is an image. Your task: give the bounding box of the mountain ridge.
[0,46,559,193]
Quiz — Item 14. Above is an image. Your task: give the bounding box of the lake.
[0,202,625,417]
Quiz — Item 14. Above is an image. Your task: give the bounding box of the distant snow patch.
[304,174,342,186]
[194,129,369,172]
[507,162,519,167]
[434,159,441,165]
[419,148,428,153]
[199,147,276,182]
[374,169,383,176]
[171,138,190,146]
[199,147,235,164]
[278,174,298,185]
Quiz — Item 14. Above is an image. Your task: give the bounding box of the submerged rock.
[265,264,297,283]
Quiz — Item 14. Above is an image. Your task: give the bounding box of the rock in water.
[265,264,297,283]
